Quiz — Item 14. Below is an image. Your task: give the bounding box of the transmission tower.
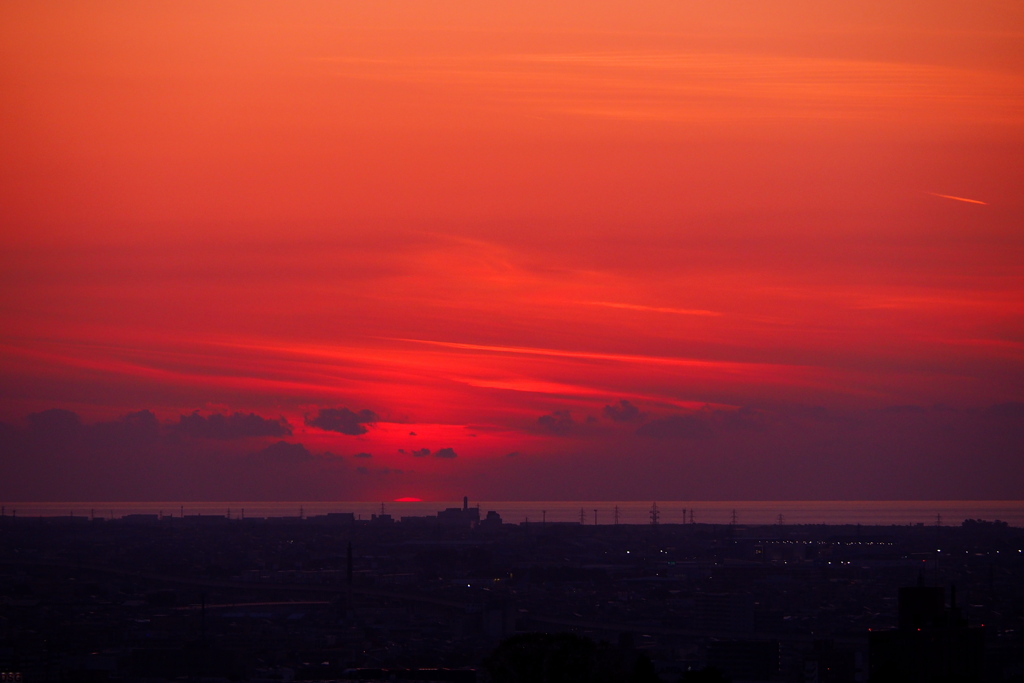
[650,502,660,525]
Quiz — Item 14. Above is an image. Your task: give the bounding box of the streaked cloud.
[322,49,1024,125]
[389,337,787,372]
[580,301,721,316]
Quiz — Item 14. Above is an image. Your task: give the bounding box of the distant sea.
[3,500,1023,527]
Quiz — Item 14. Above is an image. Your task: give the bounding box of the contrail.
[926,192,987,205]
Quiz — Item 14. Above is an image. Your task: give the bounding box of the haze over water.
[9,500,1024,527]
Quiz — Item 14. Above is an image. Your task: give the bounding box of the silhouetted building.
[706,639,779,682]
[438,497,481,528]
[480,510,503,529]
[869,582,984,682]
[803,640,865,683]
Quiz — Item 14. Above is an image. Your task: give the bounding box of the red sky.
[2,0,1023,501]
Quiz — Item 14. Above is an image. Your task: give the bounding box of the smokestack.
[463,496,468,512]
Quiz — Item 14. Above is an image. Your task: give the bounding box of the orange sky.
[1,1,1023,501]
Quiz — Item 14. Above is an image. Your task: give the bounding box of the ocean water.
[3,500,1023,527]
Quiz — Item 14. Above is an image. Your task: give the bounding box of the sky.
[1,0,1023,502]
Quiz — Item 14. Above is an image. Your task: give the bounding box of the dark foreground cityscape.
[1,500,1022,682]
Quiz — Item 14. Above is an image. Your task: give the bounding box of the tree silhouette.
[483,632,659,683]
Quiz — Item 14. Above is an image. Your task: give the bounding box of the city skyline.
[2,1,1022,502]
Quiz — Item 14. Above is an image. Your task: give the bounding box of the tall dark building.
[869,582,984,682]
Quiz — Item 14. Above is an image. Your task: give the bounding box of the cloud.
[27,408,81,439]
[174,411,292,439]
[397,337,757,372]
[4,401,1024,500]
[538,410,574,435]
[719,407,768,433]
[252,440,314,463]
[506,451,520,458]
[636,414,712,439]
[434,447,458,458]
[353,451,373,458]
[26,408,160,449]
[581,301,721,317]
[304,407,378,435]
[411,448,431,457]
[986,402,1024,420]
[603,400,643,422]
[790,405,850,424]
[358,465,402,475]
[0,408,378,501]
[877,404,930,415]
[90,410,161,447]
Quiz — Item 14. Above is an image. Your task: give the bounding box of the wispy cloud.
[319,49,1024,125]
[456,376,607,397]
[389,337,788,373]
[580,301,721,317]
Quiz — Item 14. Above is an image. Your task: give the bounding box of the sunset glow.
[1,0,1022,502]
